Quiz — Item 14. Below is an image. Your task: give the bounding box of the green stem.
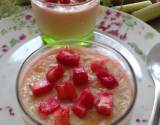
[119,0,124,11]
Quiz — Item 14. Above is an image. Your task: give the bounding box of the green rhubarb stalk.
[111,1,152,13]
[131,2,160,22]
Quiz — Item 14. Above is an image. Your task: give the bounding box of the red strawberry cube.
[37,96,60,116]
[95,92,113,115]
[44,0,58,3]
[59,0,70,4]
[96,71,109,80]
[77,0,87,2]
[97,73,119,90]
[73,66,88,86]
[56,82,78,102]
[54,106,70,125]
[46,64,64,84]
[91,59,108,73]
[29,79,53,96]
[71,88,94,118]
[56,50,80,67]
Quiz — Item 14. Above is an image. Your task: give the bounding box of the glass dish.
[31,0,100,41]
[16,39,137,125]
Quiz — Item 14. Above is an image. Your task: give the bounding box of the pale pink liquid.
[21,46,133,125]
[31,0,100,40]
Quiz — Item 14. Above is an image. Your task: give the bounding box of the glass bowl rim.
[16,39,137,125]
[31,0,95,7]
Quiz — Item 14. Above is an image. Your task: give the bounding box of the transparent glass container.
[16,39,137,125]
[31,0,100,41]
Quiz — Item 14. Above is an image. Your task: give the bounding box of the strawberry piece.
[56,82,78,102]
[91,59,108,73]
[95,92,113,115]
[44,0,58,3]
[46,64,64,84]
[29,79,53,96]
[96,71,109,80]
[77,0,87,2]
[54,106,70,125]
[56,50,80,67]
[71,88,94,118]
[73,66,88,86]
[37,96,60,116]
[59,0,70,4]
[96,72,119,90]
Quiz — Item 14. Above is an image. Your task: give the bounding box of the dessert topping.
[71,88,94,118]
[91,59,109,73]
[59,0,70,4]
[29,79,53,96]
[46,64,64,84]
[54,106,70,125]
[96,72,119,90]
[56,82,78,102]
[95,92,113,115]
[56,50,80,67]
[38,96,60,116]
[44,0,58,3]
[73,66,88,86]
[96,71,109,79]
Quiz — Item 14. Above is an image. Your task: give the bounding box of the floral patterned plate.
[0,5,160,125]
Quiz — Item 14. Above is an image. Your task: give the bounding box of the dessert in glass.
[16,39,137,125]
[31,0,100,42]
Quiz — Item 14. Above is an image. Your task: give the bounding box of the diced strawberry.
[71,88,94,118]
[95,92,113,115]
[46,64,64,84]
[37,96,60,116]
[54,106,70,125]
[44,0,58,3]
[96,71,109,80]
[56,50,80,67]
[96,73,119,90]
[77,0,87,2]
[73,66,88,86]
[59,0,70,4]
[91,59,108,73]
[56,82,78,102]
[29,79,53,96]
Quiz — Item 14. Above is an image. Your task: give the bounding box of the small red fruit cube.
[97,73,119,90]
[56,82,78,102]
[96,71,109,80]
[95,92,113,115]
[54,106,70,125]
[59,0,70,4]
[73,66,88,86]
[37,96,60,116]
[91,59,108,73]
[44,0,58,3]
[29,79,53,96]
[71,88,94,118]
[77,0,87,2]
[56,50,80,67]
[46,64,64,84]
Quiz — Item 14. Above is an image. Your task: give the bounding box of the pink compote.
[18,41,136,125]
[31,0,100,40]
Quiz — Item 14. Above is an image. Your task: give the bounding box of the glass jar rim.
[16,39,137,125]
[32,0,95,6]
